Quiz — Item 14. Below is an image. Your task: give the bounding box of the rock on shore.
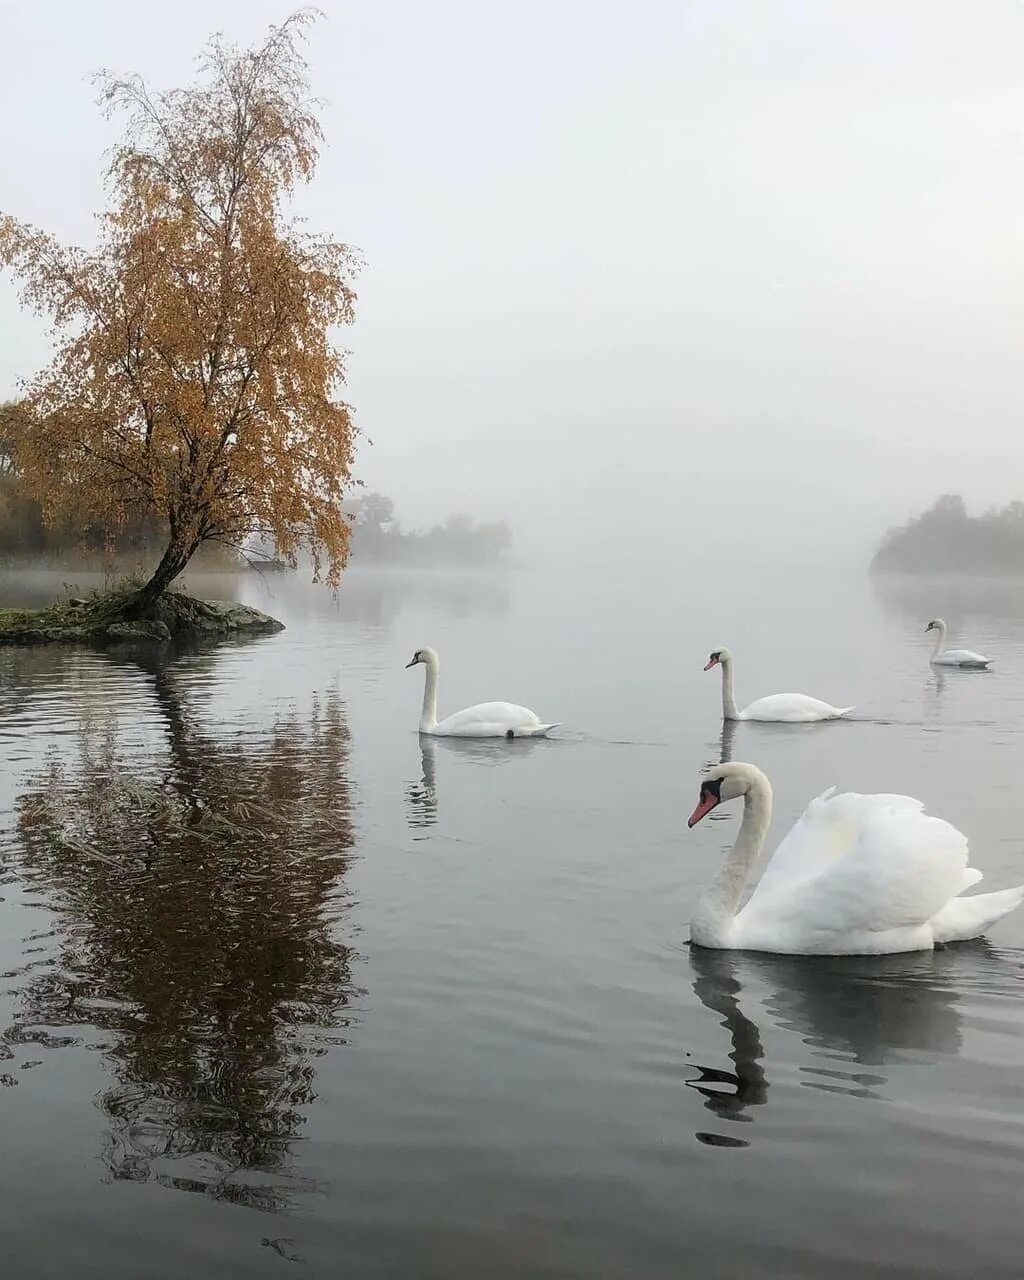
[0,591,284,646]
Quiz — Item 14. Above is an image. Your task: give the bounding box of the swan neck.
[930,622,946,660]
[420,655,439,731]
[720,654,741,720]
[697,777,773,927]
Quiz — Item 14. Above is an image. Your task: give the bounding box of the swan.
[685,762,1024,955]
[925,619,992,668]
[704,648,853,722]
[406,646,559,738]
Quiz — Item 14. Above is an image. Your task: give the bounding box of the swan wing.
[934,648,991,666]
[751,789,916,902]
[432,700,543,737]
[740,693,853,722]
[751,797,969,939]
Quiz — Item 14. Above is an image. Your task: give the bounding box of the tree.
[0,399,35,478]
[871,493,1024,574]
[0,12,359,612]
[346,491,396,533]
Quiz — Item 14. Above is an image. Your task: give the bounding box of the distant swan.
[925,619,992,669]
[406,646,559,738]
[705,648,853,723]
[686,762,1024,955]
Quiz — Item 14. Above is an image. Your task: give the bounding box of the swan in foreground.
[925,619,992,669]
[406,647,559,738]
[705,648,853,722]
[686,762,1024,954]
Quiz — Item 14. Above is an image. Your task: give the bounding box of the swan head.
[688,762,766,827]
[703,647,732,671]
[924,619,945,634]
[405,646,438,669]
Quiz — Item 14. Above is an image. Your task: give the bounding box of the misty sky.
[1,0,1023,565]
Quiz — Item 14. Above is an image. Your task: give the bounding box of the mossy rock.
[0,586,284,647]
[104,620,173,643]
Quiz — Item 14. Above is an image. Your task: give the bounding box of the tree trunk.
[131,530,202,616]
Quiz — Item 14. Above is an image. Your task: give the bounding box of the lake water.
[1,561,1023,1279]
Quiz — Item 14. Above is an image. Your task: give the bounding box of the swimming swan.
[925,619,992,669]
[705,648,853,722]
[406,646,559,738]
[686,762,1024,954]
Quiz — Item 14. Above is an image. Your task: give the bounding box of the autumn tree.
[0,400,25,476]
[0,11,359,612]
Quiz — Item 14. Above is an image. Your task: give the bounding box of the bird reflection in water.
[687,944,973,1149]
[404,733,551,831]
[8,643,358,1211]
[405,737,439,829]
[687,949,767,1148]
[924,665,947,720]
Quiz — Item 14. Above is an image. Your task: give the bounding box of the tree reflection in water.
[10,645,358,1210]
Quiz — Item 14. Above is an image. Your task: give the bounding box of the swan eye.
[702,778,723,802]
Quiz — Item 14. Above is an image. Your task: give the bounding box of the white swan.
[406,646,559,738]
[686,762,1024,955]
[925,619,992,669]
[705,648,853,722]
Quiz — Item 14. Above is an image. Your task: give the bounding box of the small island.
[0,583,284,646]
[871,494,1024,576]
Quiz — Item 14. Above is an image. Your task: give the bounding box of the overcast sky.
[1,0,1022,564]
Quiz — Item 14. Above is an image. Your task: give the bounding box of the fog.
[2,0,1023,572]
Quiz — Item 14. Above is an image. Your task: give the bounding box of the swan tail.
[834,706,855,717]
[528,723,560,737]
[931,884,1024,943]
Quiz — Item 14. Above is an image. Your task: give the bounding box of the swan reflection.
[687,945,973,1147]
[406,738,439,829]
[687,949,767,1146]
[404,733,552,830]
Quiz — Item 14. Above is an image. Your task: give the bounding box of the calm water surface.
[1,563,1023,1278]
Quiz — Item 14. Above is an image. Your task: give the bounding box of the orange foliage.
[0,12,359,605]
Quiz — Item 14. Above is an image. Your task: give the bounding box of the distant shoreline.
[870,566,1024,578]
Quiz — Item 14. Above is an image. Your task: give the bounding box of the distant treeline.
[346,493,512,566]
[872,495,1024,575]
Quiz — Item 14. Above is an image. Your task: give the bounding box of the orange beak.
[703,656,720,671]
[688,792,719,827]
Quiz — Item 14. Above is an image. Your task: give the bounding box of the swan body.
[925,619,991,669]
[686,762,1024,955]
[406,646,558,738]
[705,648,853,722]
